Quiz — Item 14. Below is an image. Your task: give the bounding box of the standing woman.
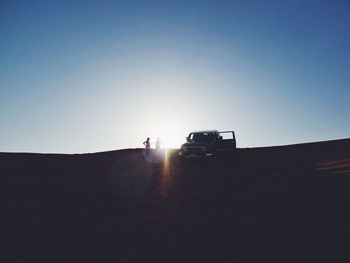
[143,137,151,161]
[143,137,151,150]
[155,137,161,151]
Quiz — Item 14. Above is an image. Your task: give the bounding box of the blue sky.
[1,0,349,153]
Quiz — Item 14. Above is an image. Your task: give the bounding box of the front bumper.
[179,147,214,158]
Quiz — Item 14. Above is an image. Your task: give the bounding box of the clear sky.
[1,0,349,153]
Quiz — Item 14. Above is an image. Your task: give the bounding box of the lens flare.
[160,148,172,198]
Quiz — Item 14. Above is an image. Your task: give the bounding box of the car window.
[219,132,234,140]
[190,132,215,142]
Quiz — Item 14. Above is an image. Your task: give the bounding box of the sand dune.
[1,139,350,262]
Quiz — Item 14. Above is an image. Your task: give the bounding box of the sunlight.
[143,108,190,149]
[160,148,171,198]
[155,125,185,149]
[118,64,206,150]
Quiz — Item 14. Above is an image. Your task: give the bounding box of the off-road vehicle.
[179,130,236,159]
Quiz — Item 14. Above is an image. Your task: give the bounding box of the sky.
[1,0,349,153]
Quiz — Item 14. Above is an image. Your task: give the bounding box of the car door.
[218,131,236,151]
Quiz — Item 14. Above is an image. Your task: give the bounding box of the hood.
[181,142,215,148]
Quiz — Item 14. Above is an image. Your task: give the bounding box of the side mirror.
[186,137,189,142]
[219,136,223,141]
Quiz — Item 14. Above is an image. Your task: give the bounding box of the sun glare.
[154,125,185,149]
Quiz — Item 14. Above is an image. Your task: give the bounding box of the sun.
[154,125,186,149]
[136,102,192,149]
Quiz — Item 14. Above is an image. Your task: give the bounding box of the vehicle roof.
[189,130,218,133]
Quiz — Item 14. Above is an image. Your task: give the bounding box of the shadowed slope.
[1,139,350,262]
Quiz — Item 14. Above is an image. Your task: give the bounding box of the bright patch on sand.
[314,158,350,174]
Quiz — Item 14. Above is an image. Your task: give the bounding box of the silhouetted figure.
[143,137,151,150]
[155,137,161,151]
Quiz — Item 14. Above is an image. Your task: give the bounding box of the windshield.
[189,132,216,143]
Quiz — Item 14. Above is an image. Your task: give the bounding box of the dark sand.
[1,139,350,262]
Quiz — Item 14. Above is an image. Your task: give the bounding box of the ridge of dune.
[1,138,350,262]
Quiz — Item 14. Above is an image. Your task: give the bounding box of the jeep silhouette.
[179,130,236,159]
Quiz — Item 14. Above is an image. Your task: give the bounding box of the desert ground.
[1,139,350,262]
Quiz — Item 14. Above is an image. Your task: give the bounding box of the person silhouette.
[143,137,151,150]
[155,137,161,151]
